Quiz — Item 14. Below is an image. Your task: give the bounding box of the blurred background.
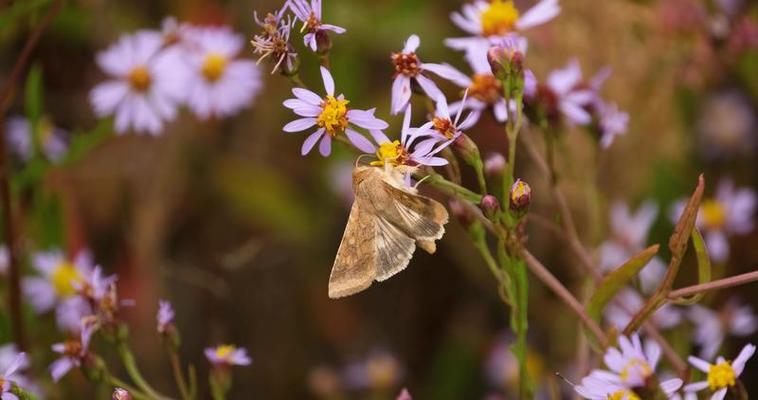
[1,0,757,398]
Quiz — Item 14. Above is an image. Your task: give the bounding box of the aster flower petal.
[345,129,376,153]
[22,277,56,313]
[90,81,129,116]
[712,388,728,400]
[369,129,390,144]
[301,129,325,155]
[424,63,472,88]
[283,118,318,132]
[660,378,683,394]
[292,88,323,106]
[320,66,335,96]
[346,109,389,130]
[318,134,332,156]
[403,35,420,53]
[515,0,561,30]
[321,24,346,34]
[49,358,74,382]
[414,75,443,102]
[687,356,712,373]
[732,343,756,375]
[391,76,412,115]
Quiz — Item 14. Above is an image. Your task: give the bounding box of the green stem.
[169,350,192,400]
[117,341,170,400]
[287,73,307,88]
[422,172,483,203]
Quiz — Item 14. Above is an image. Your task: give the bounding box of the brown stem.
[0,0,63,351]
[668,270,758,299]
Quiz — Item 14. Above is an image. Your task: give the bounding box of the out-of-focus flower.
[290,0,346,52]
[543,59,594,125]
[22,250,92,314]
[343,350,402,391]
[50,322,97,382]
[485,334,544,392]
[90,31,187,135]
[485,153,506,176]
[597,102,629,148]
[112,388,132,400]
[157,300,175,334]
[605,289,681,330]
[670,179,756,263]
[390,35,446,115]
[0,245,7,275]
[0,346,38,399]
[696,91,756,160]
[370,106,451,169]
[576,334,682,398]
[396,388,412,400]
[307,365,342,398]
[599,201,666,294]
[685,343,755,399]
[688,299,757,360]
[205,345,252,368]
[0,351,27,400]
[251,8,298,74]
[282,66,388,156]
[183,27,261,120]
[5,116,67,162]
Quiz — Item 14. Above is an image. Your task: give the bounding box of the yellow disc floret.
[707,361,736,390]
[215,345,236,360]
[50,262,84,297]
[701,199,727,230]
[481,0,520,37]
[619,359,652,382]
[371,140,409,167]
[609,390,640,400]
[127,66,152,92]
[202,53,228,82]
[318,96,350,136]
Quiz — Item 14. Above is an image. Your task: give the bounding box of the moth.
[328,165,449,298]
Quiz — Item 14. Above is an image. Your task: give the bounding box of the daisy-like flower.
[50,322,97,382]
[182,26,261,120]
[605,288,682,330]
[205,345,252,368]
[599,201,667,294]
[369,106,452,170]
[157,300,175,334]
[251,8,298,74]
[670,178,756,263]
[574,374,682,400]
[5,116,67,162]
[540,59,596,125]
[282,66,388,156]
[450,0,560,38]
[22,250,93,315]
[415,94,476,150]
[598,101,630,148]
[685,343,755,400]
[389,35,446,115]
[0,351,27,400]
[289,0,346,52]
[343,350,402,390]
[90,31,187,135]
[592,334,681,389]
[688,299,757,360]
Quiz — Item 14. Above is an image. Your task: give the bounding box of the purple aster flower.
[685,344,755,400]
[157,300,175,334]
[282,66,388,156]
[0,351,27,400]
[289,0,346,52]
[544,59,595,125]
[50,321,97,382]
[369,106,451,169]
[688,298,757,360]
[669,178,756,263]
[22,250,93,315]
[205,345,251,367]
[450,0,560,38]
[5,116,68,162]
[414,94,476,152]
[605,288,681,330]
[589,334,682,390]
[0,245,7,276]
[90,31,188,135]
[182,26,261,120]
[389,35,446,115]
[343,350,402,390]
[597,102,629,148]
[251,8,298,74]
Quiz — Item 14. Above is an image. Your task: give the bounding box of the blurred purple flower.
[157,300,175,334]
[0,351,27,400]
[450,0,560,38]
[182,26,262,120]
[389,35,446,115]
[90,31,188,135]
[343,350,402,390]
[289,0,346,52]
[591,334,680,390]
[205,345,251,367]
[696,91,756,160]
[282,66,388,156]
[22,250,93,314]
[0,245,7,276]
[605,288,681,330]
[597,102,629,148]
[685,344,755,398]
[5,116,67,162]
[688,298,757,360]
[544,59,595,125]
[50,321,97,382]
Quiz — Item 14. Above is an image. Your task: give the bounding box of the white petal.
[320,66,335,96]
[403,34,420,53]
[283,118,317,132]
[687,356,712,373]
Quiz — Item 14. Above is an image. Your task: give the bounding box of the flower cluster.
[90,18,261,134]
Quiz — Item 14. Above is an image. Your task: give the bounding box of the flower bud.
[479,195,501,220]
[315,30,332,55]
[452,133,482,168]
[449,199,473,228]
[113,388,132,400]
[487,44,524,82]
[484,153,506,177]
[509,179,531,214]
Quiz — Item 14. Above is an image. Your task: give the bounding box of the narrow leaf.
[587,244,660,322]
[671,228,712,305]
[667,174,704,271]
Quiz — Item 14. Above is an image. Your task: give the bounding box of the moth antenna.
[355,154,373,167]
[554,372,575,387]
[413,174,432,190]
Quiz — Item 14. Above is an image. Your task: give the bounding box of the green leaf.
[666,174,704,276]
[671,228,712,305]
[587,245,660,322]
[24,63,43,124]
[0,0,51,30]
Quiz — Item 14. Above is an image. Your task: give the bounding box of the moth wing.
[379,179,449,251]
[328,201,378,298]
[374,216,416,281]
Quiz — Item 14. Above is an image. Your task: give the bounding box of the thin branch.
[0,0,64,351]
[642,322,688,376]
[668,270,758,300]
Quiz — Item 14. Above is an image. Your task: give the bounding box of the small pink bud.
[480,195,501,219]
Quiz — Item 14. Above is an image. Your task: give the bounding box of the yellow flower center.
[50,262,84,297]
[701,199,727,230]
[468,74,503,104]
[619,358,652,382]
[707,361,736,390]
[432,117,457,139]
[371,140,408,167]
[481,0,520,36]
[127,66,151,92]
[608,390,640,400]
[215,345,236,360]
[202,53,228,82]
[317,96,350,136]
